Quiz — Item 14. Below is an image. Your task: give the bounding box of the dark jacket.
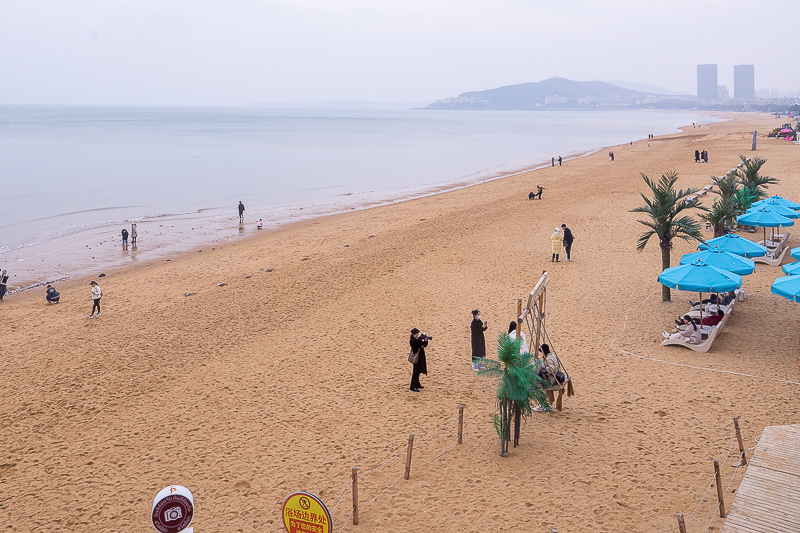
[562,227,574,245]
[471,318,487,359]
[409,335,428,375]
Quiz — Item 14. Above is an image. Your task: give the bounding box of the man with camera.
[409,328,431,392]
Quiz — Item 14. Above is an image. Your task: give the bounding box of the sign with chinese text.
[152,485,194,533]
[282,492,331,533]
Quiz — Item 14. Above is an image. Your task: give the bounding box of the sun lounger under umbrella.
[771,275,800,302]
[752,196,800,211]
[737,208,794,246]
[697,234,768,258]
[679,247,756,276]
[782,262,800,276]
[658,260,743,322]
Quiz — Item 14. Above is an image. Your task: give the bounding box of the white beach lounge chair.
[753,232,791,266]
[660,308,732,353]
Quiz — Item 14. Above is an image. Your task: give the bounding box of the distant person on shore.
[550,227,563,262]
[561,224,574,261]
[0,270,8,301]
[534,185,544,200]
[46,284,60,304]
[551,157,555,167]
[609,151,614,161]
[257,219,263,229]
[121,227,129,248]
[703,150,709,163]
[695,149,700,163]
[557,156,562,166]
[408,328,429,392]
[238,201,245,222]
[528,192,535,200]
[89,280,102,318]
[471,310,488,371]
[130,223,137,246]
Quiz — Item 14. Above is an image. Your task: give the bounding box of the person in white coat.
[89,281,102,318]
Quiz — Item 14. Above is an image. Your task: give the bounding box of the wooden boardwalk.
[721,424,800,532]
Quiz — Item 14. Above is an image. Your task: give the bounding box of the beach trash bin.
[738,288,746,301]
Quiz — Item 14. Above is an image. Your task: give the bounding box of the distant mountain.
[605,80,688,96]
[424,77,663,110]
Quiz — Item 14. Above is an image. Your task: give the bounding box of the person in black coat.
[470,309,488,370]
[560,224,574,261]
[409,328,429,392]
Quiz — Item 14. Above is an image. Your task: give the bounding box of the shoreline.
[1,111,724,292]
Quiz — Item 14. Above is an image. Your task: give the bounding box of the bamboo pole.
[457,405,463,444]
[677,513,686,533]
[352,467,359,526]
[714,459,727,518]
[733,416,748,466]
[404,434,414,480]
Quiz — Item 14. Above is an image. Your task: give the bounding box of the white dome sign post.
[151,485,195,533]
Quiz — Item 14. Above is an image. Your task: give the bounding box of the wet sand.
[1,113,800,532]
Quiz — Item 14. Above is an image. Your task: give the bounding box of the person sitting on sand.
[664,318,701,343]
[46,284,60,304]
[528,192,535,200]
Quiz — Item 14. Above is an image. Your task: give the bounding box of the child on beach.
[89,281,102,318]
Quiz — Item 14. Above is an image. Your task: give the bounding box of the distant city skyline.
[1,1,798,106]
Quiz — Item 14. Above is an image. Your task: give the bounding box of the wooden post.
[404,434,414,480]
[733,416,748,466]
[516,297,523,341]
[457,405,463,444]
[351,467,359,526]
[677,513,686,533]
[714,459,727,518]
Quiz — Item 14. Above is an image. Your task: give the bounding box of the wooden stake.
[457,405,463,444]
[404,434,414,480]
[733,416,748,466]
[677,513,686,533]
[714,459,727,518]
[352,467,359,526]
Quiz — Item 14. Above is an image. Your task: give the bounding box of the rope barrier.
[330,479,354,514]
[411,438,459,470]
[337,508,354,533]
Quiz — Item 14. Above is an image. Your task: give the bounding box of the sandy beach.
[2,112,800,532]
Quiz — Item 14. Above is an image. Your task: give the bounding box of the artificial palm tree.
[630,171,708,302]
[477,333,550,457]
[733,155,777,200]
[713,172,740,202]
[700,196,738,237]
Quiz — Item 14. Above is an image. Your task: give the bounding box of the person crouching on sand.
[550,227,562,262]
[46,284,60,304]
[89,280,102,318]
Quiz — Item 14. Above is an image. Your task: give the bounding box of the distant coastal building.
[697,64,718,100]
[734,64,755,99]
[717,85,729,100]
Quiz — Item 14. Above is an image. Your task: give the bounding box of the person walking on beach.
[557,156,562,166]
[471,309,488,371]
[534,185,544,200]
[550,227,563,262]
[238,201,245,222]
[409,328,429,392]
[561,224,574,261]
[89,280,102,318]
[0,270,8,301]
[130,223,137,246]
[121,227,129,248]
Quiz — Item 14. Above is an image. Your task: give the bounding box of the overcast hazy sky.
[1,0,797,106]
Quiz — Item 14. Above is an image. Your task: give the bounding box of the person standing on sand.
[534,185,544,200]
[130,223,137,246]
[470,309,488,371]
[550,227,563,262]
[121,227,129,248]
[551,157,555,167]
[561,224,574,262]
[0,270,8,301]
[89,280,102,318]
[557,156,562,166]
[238,201,245,222]
[409,328,429,392]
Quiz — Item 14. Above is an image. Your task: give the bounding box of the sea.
[0,106,722,289]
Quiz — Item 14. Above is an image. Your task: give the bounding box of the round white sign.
[152,485,194,533]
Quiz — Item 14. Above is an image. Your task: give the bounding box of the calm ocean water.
[0,106,720,255]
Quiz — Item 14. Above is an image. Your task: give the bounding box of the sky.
[1,0,798,106]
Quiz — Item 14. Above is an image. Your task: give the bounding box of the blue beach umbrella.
[697,234,768,258]
[752,196,800,210]
[737,208,794,244]
[659,260,743,321]
[771,276,800,303]
[680,247,756,276]
[792,247,800,261]
[745,201,800,219]
[782,262,800,276]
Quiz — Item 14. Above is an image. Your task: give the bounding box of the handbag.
[408,349,420,365]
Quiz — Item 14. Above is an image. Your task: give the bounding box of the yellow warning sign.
[282,492,332,533]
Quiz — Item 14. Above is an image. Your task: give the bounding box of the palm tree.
[700,196,738,237]
[733,155,777,200]
[477,333,550,457]
[630,171,708,302]
[713,172,739,202]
